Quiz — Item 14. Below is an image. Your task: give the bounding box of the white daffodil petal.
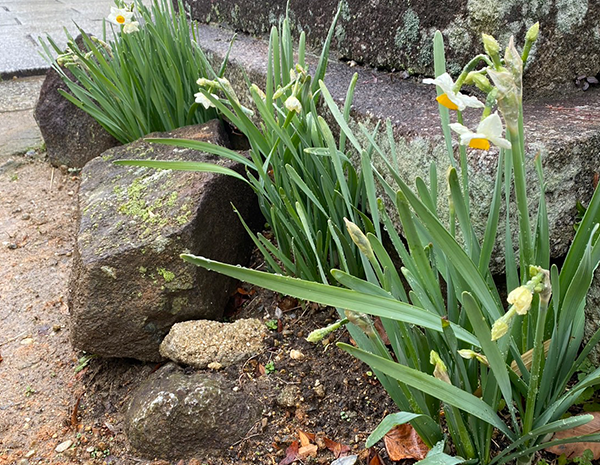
[477,113,504,138]
[490,136,512,149]
[448,122,471,136]
[194,92,217,109]
[457,94,485,109]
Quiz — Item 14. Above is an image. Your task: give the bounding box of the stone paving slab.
[0,76,44,158]
[0,0,149,77]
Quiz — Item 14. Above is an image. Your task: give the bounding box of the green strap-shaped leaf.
[338,343,514,440]
[181,254,479,346]
[365,412,439,448]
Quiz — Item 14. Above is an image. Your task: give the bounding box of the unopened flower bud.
[482,34,501,61]
[491,317,510,341]
[196,77,213,87]
[430,351,451,384]
[458,349,489,366]
[284,95,302,113]
[251,84,266,101]
[470,72,493,93]
[344,218,375,261]
[306,318,348,343]
[507,286,533,315]
[344,310,374,337]
[525,22,540,43]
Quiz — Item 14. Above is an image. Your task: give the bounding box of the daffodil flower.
[423,73,484,111]
[449,112,511,150]
[122,21,139,34]
[107,7,134,26]
[507,286,533,315]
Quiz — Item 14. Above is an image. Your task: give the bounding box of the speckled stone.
[126,363,260,460]
[159,318,267,368]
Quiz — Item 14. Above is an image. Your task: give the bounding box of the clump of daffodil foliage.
[116,3,390,289]
[171,22,600,465]
[40,0,226,143]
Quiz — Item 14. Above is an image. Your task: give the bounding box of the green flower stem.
[508,127,533,279]
[454,54,495,90]
[522,296,548,437]
[456,112,470,214]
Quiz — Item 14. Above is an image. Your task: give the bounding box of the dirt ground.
[0,154,399,465]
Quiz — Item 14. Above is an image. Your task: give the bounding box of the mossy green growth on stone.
[157,267,176,283]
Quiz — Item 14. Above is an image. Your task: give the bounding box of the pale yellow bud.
[344,218,375,261]
[196,77,214,87]
[458,349,489,366]
[491,318,509,341]
[284,96,302,113]
[507,286,533,315]
[251,84,266,101]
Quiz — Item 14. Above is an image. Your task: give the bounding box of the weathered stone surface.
[34,65,120,168]
[125,363,260,460]
[185,0,600,96]
[193,24,600,271]
[160,318,267,368]
[69,120,259,361]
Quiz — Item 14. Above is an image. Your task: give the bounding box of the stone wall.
[183,0,600,96]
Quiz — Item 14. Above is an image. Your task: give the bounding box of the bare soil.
[0,154,398,465]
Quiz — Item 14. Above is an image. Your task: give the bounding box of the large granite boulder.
[34,65,120,168]
[69,120,259,361]
[125,363,261,460]
[186,0,600,96]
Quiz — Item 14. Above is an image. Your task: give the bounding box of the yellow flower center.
[469,138,490,150]
[116,14,126,24]
[436,93,459,111]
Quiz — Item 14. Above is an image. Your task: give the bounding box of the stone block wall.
[182,0,599,97]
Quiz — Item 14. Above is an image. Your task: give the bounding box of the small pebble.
[24,450,35,458]
[52,325,62,332]
[207,362,222,370]
[314,384,326,398]
[55,439,73,453]
[21,213,30,220]
[20,338,34,345]
[289,349,305,360]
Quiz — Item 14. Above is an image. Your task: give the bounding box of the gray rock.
[34,64,120,168]
[68,120,259,361]
[160,318,267,369]
[125,363,260,460]
[186,0,599,97]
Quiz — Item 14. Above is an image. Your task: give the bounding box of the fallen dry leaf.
[298,430,315,447]
[546,412,600,459]
[298,444,318,458]
[368,448,385,465]
[324,437,352,458]
[279,440,300,465]
[384,424,429,461]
